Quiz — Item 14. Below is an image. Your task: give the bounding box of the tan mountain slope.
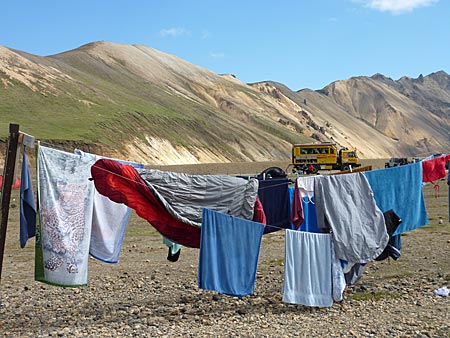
[0,46,73,95]
[321,77,448,154]
[260,73,450,158]
[373,71,450,119]
[250,82,401,158]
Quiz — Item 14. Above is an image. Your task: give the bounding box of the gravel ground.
[1,161,449,337]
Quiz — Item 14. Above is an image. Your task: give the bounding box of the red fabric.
[422,155,450,183]
[12,177,21,189]
[0,176,21,189]
[91,159,201,248]
[252,197,267,225]
[91,159,266,248]
[291,179,304,229]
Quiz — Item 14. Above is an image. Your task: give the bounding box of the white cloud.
[362,0,438,14]
[209,53,225,59]
[201,30,211,39]
[159,27,190,37]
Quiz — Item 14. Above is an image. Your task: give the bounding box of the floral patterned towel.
[35,145,94,287]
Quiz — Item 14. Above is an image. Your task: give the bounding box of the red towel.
[422,155,450,183]
[291,179,304,229]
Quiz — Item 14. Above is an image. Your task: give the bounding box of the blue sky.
[1,0,448,90]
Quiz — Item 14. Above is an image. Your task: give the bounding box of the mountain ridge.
[1,41,449,164]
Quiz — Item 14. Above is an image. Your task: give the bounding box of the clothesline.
[37,140,293,190]
[34,142,449,235]
[34,143,312,236]
[264,222,294,231]
[27,143,440,297]
[90,163,149,188]
[35,143,296,234]
[89,163,292,194]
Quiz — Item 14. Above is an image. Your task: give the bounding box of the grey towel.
[138,169,259,227]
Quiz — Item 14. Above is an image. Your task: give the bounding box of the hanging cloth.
[422,155,450,197]
[291,179,304,229]
[35,146,94,287]
[283,230,334,307]
[314,173,388,262]
[422,155,450,183]
[90,159,264,248]
[198,208,264,297]
[257,178,291,233]
[91,159,201,247]
[295,176,323,233]
[136,167,259,227]
[163,237,182,262]
[19,145,36,248]
[75,149,144,264]
[375,210,402,261]
[364,162,428,235]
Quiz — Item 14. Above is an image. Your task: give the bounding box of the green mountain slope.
[1,42,312,164]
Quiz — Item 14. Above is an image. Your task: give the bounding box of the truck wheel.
[342,165,350,171]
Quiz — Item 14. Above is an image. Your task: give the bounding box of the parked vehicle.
[385,157,409,168]
[291,142,360,174]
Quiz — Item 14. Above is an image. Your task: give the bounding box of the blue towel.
[364,162,428,235]
[288,186,320,233]
[198,208,265,297]
[20,146,36,248]
[299,196,320,233]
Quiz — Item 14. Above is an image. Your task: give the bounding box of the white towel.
[74,149,143,263]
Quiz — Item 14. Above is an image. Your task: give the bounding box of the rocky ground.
[0,160,449,337]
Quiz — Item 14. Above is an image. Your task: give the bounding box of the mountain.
[253,73,450,158]
[0,41,449,164]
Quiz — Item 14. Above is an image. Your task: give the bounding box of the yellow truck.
[291,142,361,174]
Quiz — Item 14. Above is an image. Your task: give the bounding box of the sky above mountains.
[1,0,448,90]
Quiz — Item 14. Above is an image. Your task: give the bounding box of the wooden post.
[0,123,20,281]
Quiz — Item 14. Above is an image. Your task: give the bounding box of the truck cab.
[339,149,359,169]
